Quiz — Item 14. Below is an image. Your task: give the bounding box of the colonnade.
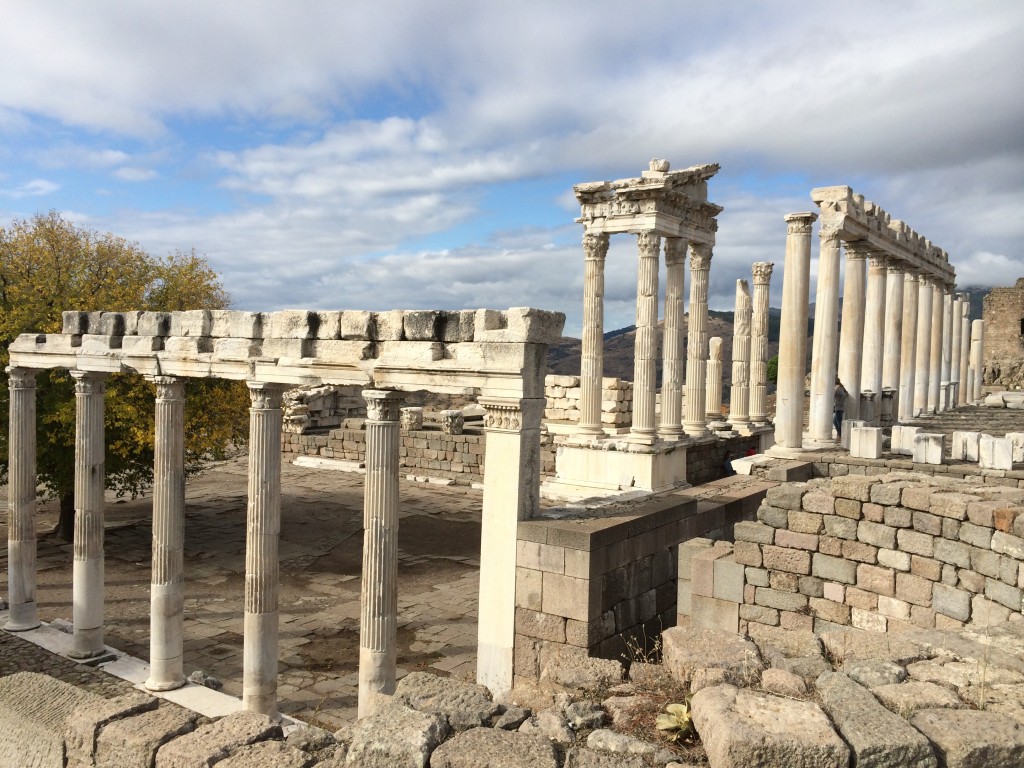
[774,187,971,451]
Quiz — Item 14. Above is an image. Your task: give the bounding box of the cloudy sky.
[1,1,1021,336]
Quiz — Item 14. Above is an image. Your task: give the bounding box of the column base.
[4,602,41,632]
[626,430,657,446]
[69,627,105,659]
[657,428,686,442]
[144,673,186,692]
[805,437,840,449]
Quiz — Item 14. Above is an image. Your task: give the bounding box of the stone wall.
[683,472,1024,637]
[544,374,633,427]
[686,434,761,486]
[282,384,365,433]
[783,450,1024,487]
[983,277,1024,389]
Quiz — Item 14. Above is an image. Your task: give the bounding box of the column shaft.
[882,263,905,419]
[728,280,752,429]
[861,254,887,405]
[898,273,919,422]
[70,371,107,659]
[477,397,544,695]
[775,213,817,449]
[658,238,687,440]
[970,320,985,403]
[146,377,186,691]
[629,231,660,443]
[705,338,723,421]
[577,232,609,436]
[940,289,954,410]
[243,382,284,717]
[808,231,842,443]
[958,297,971,405]
[913,278,934,416]
[6,368,40,631]
[749,262,774,426]
[928,282,943,412]
[358,389,403,718]
[838,244,867,420]
[683,244,712,437]
[950,295,963,406]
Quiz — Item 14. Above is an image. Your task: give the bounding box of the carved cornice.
[751,262,774,284]
[582,231,609,262]
[363,389,403,422]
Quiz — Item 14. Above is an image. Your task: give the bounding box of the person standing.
[834,377,849,440]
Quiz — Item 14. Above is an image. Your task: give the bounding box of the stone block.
[1007,432,1024,464]
[832,475,875,502]
[896,572,933,606]
[775,529,818,551]
[403,311,442,341]
[733,541,762,567]
[346,702,450,768]
[95,703,199,768]
[515,609,566,642]
[788,510,823,534]
[911,555,943,581]
[992,531,1024,559]
[209,310,264,338]
[913,511,943,536]
[858,520,897,549]
[857,563,896,596]
[440,310,477,342]
[913,433,944,465]
[834,498,862,519]
[934,538,971,568]
[981,435,1015,471]
[877,595,911,620]
[662,627,763,687]
[898,528,935,557]
[690,594,739,633]
[812,553,857,584]
[541,573,592,622]
[155,712,280,768]
[985,579,1023,611]
[931,583,971,621]
[892,425,922,456]
[910,709,1024,768]
[802,490,834,515]
[754,587,808,611]
[841,419,866,450]
[952,431,982,462]
[762,546,811,575]
[765,484,806,510]
[849,426,883,459]
[824,515,858,540]
[215,742,316,767]
[840,539,877,564]
[168,309,212,337]
[878,548,911,571]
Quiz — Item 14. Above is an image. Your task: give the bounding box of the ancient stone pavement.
[1,457,498,729]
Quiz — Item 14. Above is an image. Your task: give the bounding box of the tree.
[767,354,779,384]
[0,211,249,540]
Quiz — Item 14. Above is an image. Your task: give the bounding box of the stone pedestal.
[774,213,816,450]
[577,232,609,436]
[850,427,882,459]
[243,382,286,717]
[749,262,774,426]
[728,279,752,431]
[683,244,712,437]
[659,238,687,440]
[70,371,107,659]
[145,377,186,692]
[899,272,920,422]
[838,242,867,420]
[705,337,724,423]
[629,231,660,444]
[358,389,403,718]
[548,441,689,499]
[6,368,40,632]
[891,425,922,456]
[808,230,842,444]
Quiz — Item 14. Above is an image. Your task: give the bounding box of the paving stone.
[95,703,200,768]
[772,654,832,683]
[600,694,657,727]
[66,690,159,767]
[661,627,763,688]
[961,684,1024,725]
[216,741,314,767]
[691,685,849,768]
[563,746,648,768]
[816,671,937,767]
[746,623,822,659]
[156,711,281,768]
[430,727,558,768]
[761,668,808,697]
[910,708,1024,768]
[395,671,499,730]
[843,659,906,688]
[871,680,965,716]
[907,658,1024,690]
[539,646,623,691]
[585,729,671,760]
[518,707,574,745]
[345,703,449,768]
[820,627,930,665]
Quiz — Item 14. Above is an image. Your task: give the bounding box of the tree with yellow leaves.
[0,211,249,540]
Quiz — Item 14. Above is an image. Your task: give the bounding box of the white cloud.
[2,178,59,197]
[114,166,158,182]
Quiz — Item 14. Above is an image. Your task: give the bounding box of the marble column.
[577,231,609,436]
[70,371,107,659]
[145,377,186,692]
[950,294,963,407]
[629,231,660,444]
[6,368,40,632]
[898,272,919,422]
[749,262,774,426]
[243,381,285,716]
[477,396,544,695]
[913,277,934,416]
[358,389,403,718]
[838,242,868,421]
[940,288,954,410]
[683,243,712,437]
[774,212,817,450]
[970,319,985,403]
[881,262,905,420]
[658,237,687,440]
[958,295,971,405]
[928,281,944,413]
[861,253,887,419]
[808,229,842,444]
[705,338,724,422]
[728,280,752,430]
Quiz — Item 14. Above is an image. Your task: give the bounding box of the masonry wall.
[544,374,633,427]
[774,450,1024,488]
[686,473,1024,637]
[983,278,1024,389]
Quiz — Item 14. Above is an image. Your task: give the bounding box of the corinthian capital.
[582,231,609,261]
[751,262,774,284]
[363,389,403,422]
[637,230,660,258]
[664,237,688,266]
[689,243,712,271]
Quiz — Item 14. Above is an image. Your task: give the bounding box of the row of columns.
[6,370,540,720]
[775,212,980,450]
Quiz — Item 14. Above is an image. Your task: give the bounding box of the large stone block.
[952,431,982,462]
[892,425,922,456]
[394,672,500,731]
[431,728,558,768]
[914,433,944,465]
[155,711,280,768]
[910,709,1024,768]
[850,426,883,459]
[209,310,264,338]
[981,435,1014,471]
[345,702,450,768]
[95,703,199,768]
[267,310,319,339]
[169,309,212,337]
[661,627,763,687]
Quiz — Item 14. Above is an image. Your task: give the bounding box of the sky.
[1,1,1022,337]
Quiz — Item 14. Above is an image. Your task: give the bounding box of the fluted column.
[628,231,660,444]
[913,276,934,416]
[969,320,985,403]
[577,232,609,436]
[898,272,920,422]
[808,228,842,444]
[928,281,944,413]
[749,262,774,426]
[940,288,954,410]
[70,371,107,659]
[728,279,752,429]
[838,242,868,421]
[683,243,712,437]
[958,295,971,405]
[243,381,286,716]
[861,254,887,418]
[358,389,403,718]
[705,338,724,422]
[477,396,544,695]
[882,262,905,420]
[950,294,963,407]
[146,377,186,692]
[659,237,687,440]
[6,368,40,631]
[774,212,817,450]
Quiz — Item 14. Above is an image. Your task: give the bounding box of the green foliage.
[766,354,779,384]
[655,698,695,743]
[0,211,249,532]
